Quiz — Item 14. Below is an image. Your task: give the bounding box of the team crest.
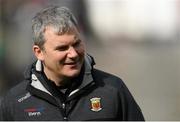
[90,97,102,112]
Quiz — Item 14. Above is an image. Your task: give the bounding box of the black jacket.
[0,55,144,121]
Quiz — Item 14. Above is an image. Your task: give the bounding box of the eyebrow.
[54,36,81,50]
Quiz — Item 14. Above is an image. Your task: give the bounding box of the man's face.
[35,27,85,79]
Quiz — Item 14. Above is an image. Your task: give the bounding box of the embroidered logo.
[90,97,102,112]
[24,107,44,117]
[18,92,31,103]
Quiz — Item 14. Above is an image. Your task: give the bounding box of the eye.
[73,39,81,48]
[55,45,69,51]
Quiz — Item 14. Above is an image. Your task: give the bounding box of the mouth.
[65,62,77,65]
[63,58,83,67]
[64,61,79,66]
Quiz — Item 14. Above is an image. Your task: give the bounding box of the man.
[0,6,144,121]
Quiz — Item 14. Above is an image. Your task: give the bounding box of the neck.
[43,67,70,87]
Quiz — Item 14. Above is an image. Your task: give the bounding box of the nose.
[67,47,78,58]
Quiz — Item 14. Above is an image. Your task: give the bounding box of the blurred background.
[0,0,180,120]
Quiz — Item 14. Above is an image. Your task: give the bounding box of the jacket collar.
[25,54,95,98]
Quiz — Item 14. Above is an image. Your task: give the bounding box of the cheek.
[55,52,68,63]
[78,44,86,55]
[78,48,85,55]
[44,51,65,63]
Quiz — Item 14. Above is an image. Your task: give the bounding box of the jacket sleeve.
[0,97,6,120]
[118,81,145,121]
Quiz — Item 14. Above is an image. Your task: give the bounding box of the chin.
[64,69,81,78]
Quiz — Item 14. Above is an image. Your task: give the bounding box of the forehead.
[44,26,80,41]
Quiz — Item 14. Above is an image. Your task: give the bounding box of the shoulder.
[7,80,29,97]
[1,80,29,104]
[92,68,126,90]
[0,80,30,120]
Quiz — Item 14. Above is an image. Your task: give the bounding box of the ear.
[33,45,44,61]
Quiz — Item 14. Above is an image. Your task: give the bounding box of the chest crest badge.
[90,97,102,112]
